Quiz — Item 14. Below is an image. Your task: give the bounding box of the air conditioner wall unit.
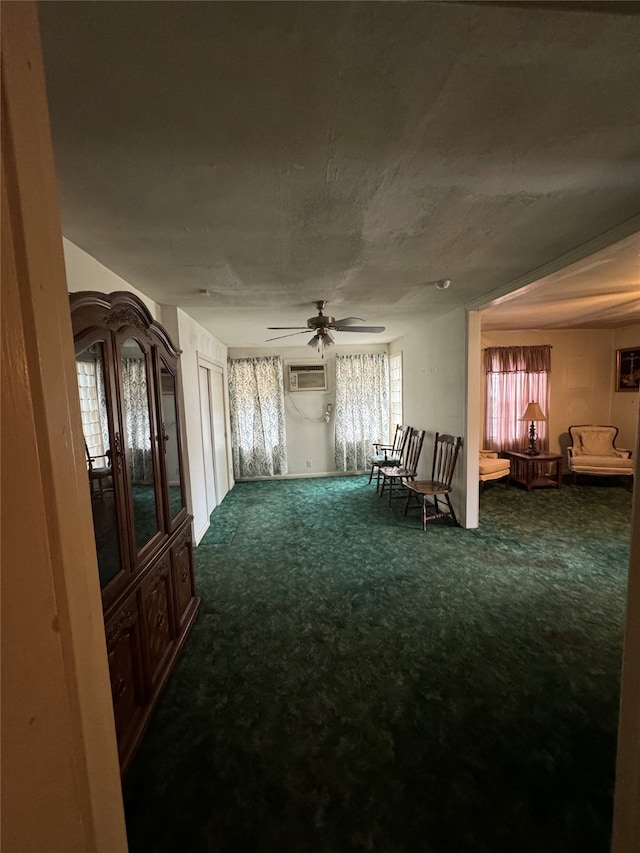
[287,362,328,392]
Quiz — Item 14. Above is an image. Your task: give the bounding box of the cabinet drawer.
[171,527,195,626]
[141,558,175,686]
[105,596,144,760]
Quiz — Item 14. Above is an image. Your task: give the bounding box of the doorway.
[198,358,230,517]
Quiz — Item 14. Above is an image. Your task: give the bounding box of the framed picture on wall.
[615,347,640,392]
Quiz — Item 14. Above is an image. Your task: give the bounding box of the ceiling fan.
[266,300,385,351]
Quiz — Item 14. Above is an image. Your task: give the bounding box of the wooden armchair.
[379,428,426,506]
[568,425,633,489]
[368,424,411,490]
[85,441,112,498]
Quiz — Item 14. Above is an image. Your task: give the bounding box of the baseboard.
[235,470,366,482]
[194,519,210,545]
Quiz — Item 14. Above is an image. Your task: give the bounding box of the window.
[334,353,389,471]
[389,352,403,435]
[228,355,288,478]
[484,346,551,451]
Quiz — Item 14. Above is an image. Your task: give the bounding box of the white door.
[199,365,217,515]
[209,366,230,502]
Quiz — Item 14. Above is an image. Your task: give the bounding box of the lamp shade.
[308,331,335,351]
[520,401,546,422]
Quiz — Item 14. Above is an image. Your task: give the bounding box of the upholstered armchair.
[568,425,634,489]
[479,450,510,491]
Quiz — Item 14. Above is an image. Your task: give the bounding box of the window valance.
[484,345,551,374]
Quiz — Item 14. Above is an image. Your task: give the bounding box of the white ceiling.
[38,1,640,346]
[480,230,640,329]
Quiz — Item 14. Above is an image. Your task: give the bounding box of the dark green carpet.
[123,476,632,853]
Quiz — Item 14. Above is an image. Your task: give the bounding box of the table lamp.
[520,401,546,456]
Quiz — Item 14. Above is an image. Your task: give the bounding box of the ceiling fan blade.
[265,330,311,341]
[332,316,365,326]
[332,325,386,333]
[266,326,308,330]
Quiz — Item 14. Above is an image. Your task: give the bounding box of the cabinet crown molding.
[70,291,182,358]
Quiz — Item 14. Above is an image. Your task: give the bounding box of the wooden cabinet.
[141,557,175,685]
[70,291,200,774]
[106,593,145,764]
[172,526,196,628]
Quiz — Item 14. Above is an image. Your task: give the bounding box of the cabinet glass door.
[160,361,185,521]
[76,342,122,589]
[120,338,161,552]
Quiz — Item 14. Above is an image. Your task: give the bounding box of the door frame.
[197,353,231,513]
[1,4,127,850]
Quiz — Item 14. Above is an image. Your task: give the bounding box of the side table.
[503,450,562,491]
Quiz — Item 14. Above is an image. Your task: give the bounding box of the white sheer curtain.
[484,346,551,452]
[76,356,107,459]
[121,357,154,483]
[228,356,288,478]
[334,353,389,471]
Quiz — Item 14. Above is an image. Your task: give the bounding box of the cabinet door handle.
[181,569,188,582]
[114,678,127,699]
[155,612,165,628]
[113,432,125,474]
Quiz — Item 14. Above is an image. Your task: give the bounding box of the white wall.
[228,343,388,477]
[63,240,230,545]
[63,238,161,316]
[165,308,231,542]
[390,308,469,523]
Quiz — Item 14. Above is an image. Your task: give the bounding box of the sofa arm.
[614,449,632,459]
[480,450,499,459]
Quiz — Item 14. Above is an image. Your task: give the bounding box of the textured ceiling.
[480,231,640,329]
[38,1,640,346]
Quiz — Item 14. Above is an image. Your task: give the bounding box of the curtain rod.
[482,346,554,349]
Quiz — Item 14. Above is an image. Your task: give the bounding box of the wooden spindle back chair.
[85,440,113,498]
[379,428,426,506]
[404,433,463,529]
[368,424,411,490]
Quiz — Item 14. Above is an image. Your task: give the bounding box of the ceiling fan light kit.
[308,329,335,355]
